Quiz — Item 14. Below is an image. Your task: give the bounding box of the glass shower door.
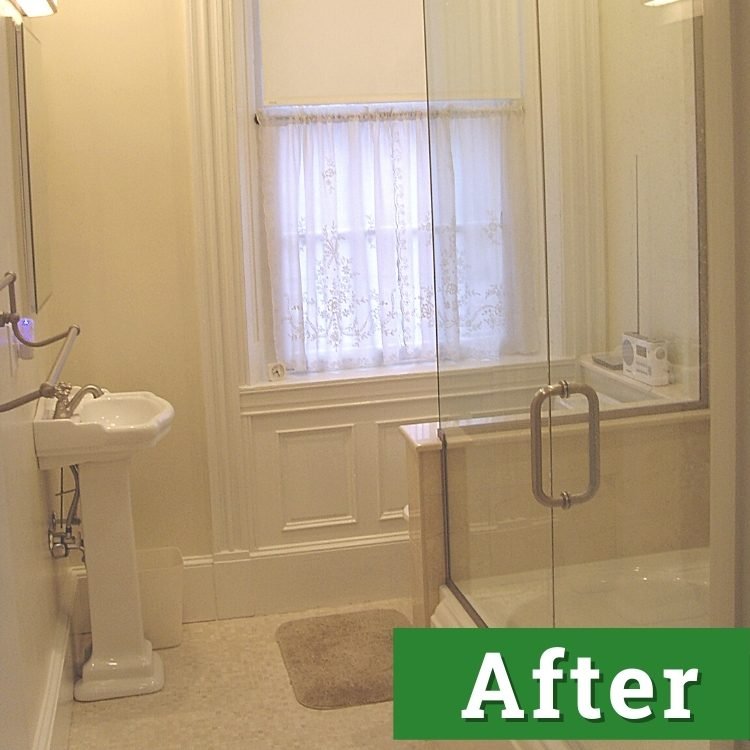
[425,0,708,630]
[424,0,557,626]
[542,0,708,631]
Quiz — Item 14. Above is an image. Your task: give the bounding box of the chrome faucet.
[53,383,105,419]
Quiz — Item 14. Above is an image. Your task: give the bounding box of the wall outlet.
[267,362,287,381]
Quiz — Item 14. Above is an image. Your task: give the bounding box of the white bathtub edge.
[431,585,478,628]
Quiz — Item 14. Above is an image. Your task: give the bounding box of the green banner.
[393,628,750,740]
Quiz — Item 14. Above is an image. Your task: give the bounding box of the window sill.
[239,355,578,416]
[242,353,553,393]
[244,360,437,392]
[238,354,569,415]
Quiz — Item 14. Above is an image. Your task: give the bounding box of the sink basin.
[34,391,175,469]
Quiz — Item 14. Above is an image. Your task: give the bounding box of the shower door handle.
[530,380,601,509]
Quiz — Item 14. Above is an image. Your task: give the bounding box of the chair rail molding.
[186,0,251,554]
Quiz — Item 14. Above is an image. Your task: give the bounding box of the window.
[252,0,539,375]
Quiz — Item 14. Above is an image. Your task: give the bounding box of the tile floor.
[66,598,513,750]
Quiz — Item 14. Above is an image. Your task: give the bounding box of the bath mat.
[276,608,410,710]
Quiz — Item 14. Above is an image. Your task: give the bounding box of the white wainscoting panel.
[278,424,358,532]
[243,371,442,554]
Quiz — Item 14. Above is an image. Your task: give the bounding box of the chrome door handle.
[530,380,601,509]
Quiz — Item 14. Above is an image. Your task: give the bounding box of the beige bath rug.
[276,608,410,710]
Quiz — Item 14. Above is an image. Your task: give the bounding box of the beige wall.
[28,1,213,556]
[0,17,66,747]
[259,0,522,106]
[424,0,522,101]
[259,0,426,104]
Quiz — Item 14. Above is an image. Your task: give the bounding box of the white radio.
[621,332,670,386]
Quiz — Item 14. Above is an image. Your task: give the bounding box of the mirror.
[5,18,52,313]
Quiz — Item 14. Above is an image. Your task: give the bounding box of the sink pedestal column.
[74,458,164,702]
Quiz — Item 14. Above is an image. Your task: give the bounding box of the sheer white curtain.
[258,101,538,374]
[428,102,540,361]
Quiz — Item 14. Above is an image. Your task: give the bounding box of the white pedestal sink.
[34,391,175,702]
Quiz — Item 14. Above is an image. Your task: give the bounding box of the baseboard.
[73,533,411,630]
[183,554,218,622]
[34,570,76,750]
[213,532,411,619]
[164,532,411,621]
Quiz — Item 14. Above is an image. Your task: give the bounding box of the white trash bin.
[136,547,184,649]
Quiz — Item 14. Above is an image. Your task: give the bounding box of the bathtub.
[435,546,709,629]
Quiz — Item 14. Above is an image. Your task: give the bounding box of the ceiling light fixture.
[643,0,680,6]
[9,0,57,17]
[0,0,23,23]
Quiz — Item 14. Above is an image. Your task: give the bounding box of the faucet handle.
[53,382,73,400]
[51,383,74,419]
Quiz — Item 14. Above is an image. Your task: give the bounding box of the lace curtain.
[257,101,538,374]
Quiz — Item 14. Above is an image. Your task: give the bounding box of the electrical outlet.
[267,362,287,381]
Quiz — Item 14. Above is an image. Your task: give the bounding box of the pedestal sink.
[33,391,175,701]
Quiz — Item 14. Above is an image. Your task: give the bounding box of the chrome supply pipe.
[0,389,43,413]
[0,271,16,292]
[0,271,81,413]
[40,326,80,393]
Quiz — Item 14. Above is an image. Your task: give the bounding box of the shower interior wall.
[596,0,700,382]
[535,0,700,387]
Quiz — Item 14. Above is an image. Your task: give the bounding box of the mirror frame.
[6,17,48,314]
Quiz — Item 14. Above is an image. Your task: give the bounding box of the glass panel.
[425,0,708,646]
[548,0,708,637]
[424,0,555,626]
